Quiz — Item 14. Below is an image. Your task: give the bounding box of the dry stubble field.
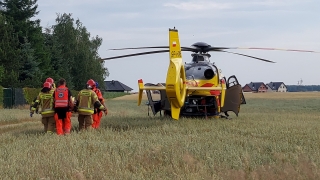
[0,92,320,179]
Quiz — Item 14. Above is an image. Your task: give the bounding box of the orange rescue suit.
[92,87,106,128]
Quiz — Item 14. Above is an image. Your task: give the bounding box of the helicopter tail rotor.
[165,28,187,120]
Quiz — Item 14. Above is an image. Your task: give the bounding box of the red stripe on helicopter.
[199,83,221,95]
[201,83,214,87]
[210,90,220,95]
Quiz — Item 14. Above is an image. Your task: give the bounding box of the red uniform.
[53,85,73,135]
[92,87,105,129]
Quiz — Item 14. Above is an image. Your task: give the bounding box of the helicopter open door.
[221,75,246,116]
[144,83,162,116]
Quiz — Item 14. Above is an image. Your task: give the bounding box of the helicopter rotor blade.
[100,50,169,60]
[101,48,198,61]
[109,46,199,52]
[109,46,169,50]
[205,47,320,53]
[218,50,276,63]
[233,47,320,53]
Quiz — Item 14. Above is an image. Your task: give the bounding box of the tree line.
[286,85,320,92]
[0,0,108,91]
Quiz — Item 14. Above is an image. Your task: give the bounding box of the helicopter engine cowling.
[185,62,216,80]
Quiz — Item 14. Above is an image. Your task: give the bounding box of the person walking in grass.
[75,79,106,131]
[29,77,56,116]
[30,82,55,133]
[52,78,74,135]
[92,81,107,129]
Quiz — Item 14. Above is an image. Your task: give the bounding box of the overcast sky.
[34,0,320,91]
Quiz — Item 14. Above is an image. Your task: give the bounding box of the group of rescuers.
[29,77,108,135]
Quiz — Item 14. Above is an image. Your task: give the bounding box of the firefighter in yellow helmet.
[75,79,106,131]
[30,82,55,133]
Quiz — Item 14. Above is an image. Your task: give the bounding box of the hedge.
[0,86,3,107]
[23,87,42,104]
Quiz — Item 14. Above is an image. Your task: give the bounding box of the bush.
[22,87,42,104]
[0,86,3,107]
[70,90,79,98]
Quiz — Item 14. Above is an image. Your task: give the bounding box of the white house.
[266,82,287,92]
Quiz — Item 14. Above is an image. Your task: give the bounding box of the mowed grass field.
[1,92,320,179]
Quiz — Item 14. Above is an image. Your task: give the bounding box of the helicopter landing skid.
[219,112,232,120]
[219,114,232,120]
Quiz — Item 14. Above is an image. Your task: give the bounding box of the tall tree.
[18,37,41,87]
[0,0,51,86]
[45,13,108,90]
[0,65,4,83]
[0,13,20,87]
[42,27,64,83]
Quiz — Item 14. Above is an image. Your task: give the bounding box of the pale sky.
[34,0,320,91]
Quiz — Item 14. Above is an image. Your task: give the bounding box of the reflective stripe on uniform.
[78,109,94,114]
[41,109,55,115]
[54,87,69,108]
[78,90,95,114]
[39,92,54,114]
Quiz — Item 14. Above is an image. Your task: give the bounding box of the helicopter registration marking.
[171,50,181,58]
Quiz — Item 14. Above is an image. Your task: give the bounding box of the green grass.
[0,93,320,179]
[103,92,130,99]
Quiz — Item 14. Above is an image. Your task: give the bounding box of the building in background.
[266,82,287,92]
[104,80,133,93]
[242,82,268,93]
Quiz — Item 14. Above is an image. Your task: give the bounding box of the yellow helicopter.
[101,27,320,120]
